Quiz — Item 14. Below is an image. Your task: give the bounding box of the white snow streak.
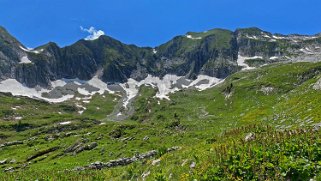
[186,34,202,40]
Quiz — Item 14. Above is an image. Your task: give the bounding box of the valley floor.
[1,62,321,180]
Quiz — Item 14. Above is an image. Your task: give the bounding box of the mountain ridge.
[1,26,321,98]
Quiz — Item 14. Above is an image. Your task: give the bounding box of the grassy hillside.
[1,62,321,180]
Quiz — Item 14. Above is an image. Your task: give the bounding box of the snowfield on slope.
[120,74,223,107]
[237,54,262,70]
[0,73,223,107]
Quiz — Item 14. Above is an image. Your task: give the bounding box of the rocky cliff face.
[155,29,238,79]
[236,27,321,63]
[1,26,321,88]
[0,27,26,80]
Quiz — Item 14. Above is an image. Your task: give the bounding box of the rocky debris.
[151,158,161,166]
[142,171,151,180]
[313,78,321,90]
[260,86,274,95]
[75,146,180,170]
[64,142,81,153]
[4,167,14,172]
[0,159,7,165]
[65,132,76,137]
[121,137,135,142]
[167,146,180,152]
[45,132,76,141]
[109,125,136,139]
[73,166,86,171]
[9,159,16,164]
[313,123,321,131]
[45,134,59,141]
[65,140,97,154]
[27,137,37,141]
[64,139,88,153]
[143,136,149,141]
[245,133,255,142]
[74,142,98,154]
[0,141,23,148]
[27,146,59,161]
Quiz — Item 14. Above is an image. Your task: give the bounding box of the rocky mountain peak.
[0,25,320,90]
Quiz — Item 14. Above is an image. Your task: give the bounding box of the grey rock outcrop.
[74,146,180,170]
[65,140,98,154]
[0,141,23,148]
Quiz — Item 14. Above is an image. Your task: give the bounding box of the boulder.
[0,159,7,165]
[245,133,255,142]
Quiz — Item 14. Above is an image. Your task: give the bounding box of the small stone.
[142,171,150,179]
[4,167,14,172]
[190,162,196,169]
[151,158,161,166]
[0,159,7,165]
[245,133,255,142]
[143,136,149,141]
[73,166,85,171]
[313,123,321,131]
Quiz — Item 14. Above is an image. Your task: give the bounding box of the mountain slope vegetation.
[1,61,321,180]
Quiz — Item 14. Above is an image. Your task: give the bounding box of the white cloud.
[80,26,105,40]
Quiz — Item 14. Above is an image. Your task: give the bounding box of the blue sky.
[1,0,320,48]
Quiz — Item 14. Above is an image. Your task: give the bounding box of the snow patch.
[186,34,202,40]
[237,54,262,70]
[77,88,90,96]
[75,103,86,114]
[269,56,279,60]
[120,74,222,108]
[120,74,182,107]
[87,75,114,94]
[272,35,286,40]
[246,35,259,40]
[19,46,44,54]
[0,79,74,103]
[261,33,271,38]
[188,75,223,91]
[19,56,32,64]
[1,71,223,109]
[51,80,67,87]
[152,49,157,54]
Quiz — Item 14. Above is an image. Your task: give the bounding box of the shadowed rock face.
[0,26,321,87]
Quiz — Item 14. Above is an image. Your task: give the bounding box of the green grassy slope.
[1,62,321,180]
